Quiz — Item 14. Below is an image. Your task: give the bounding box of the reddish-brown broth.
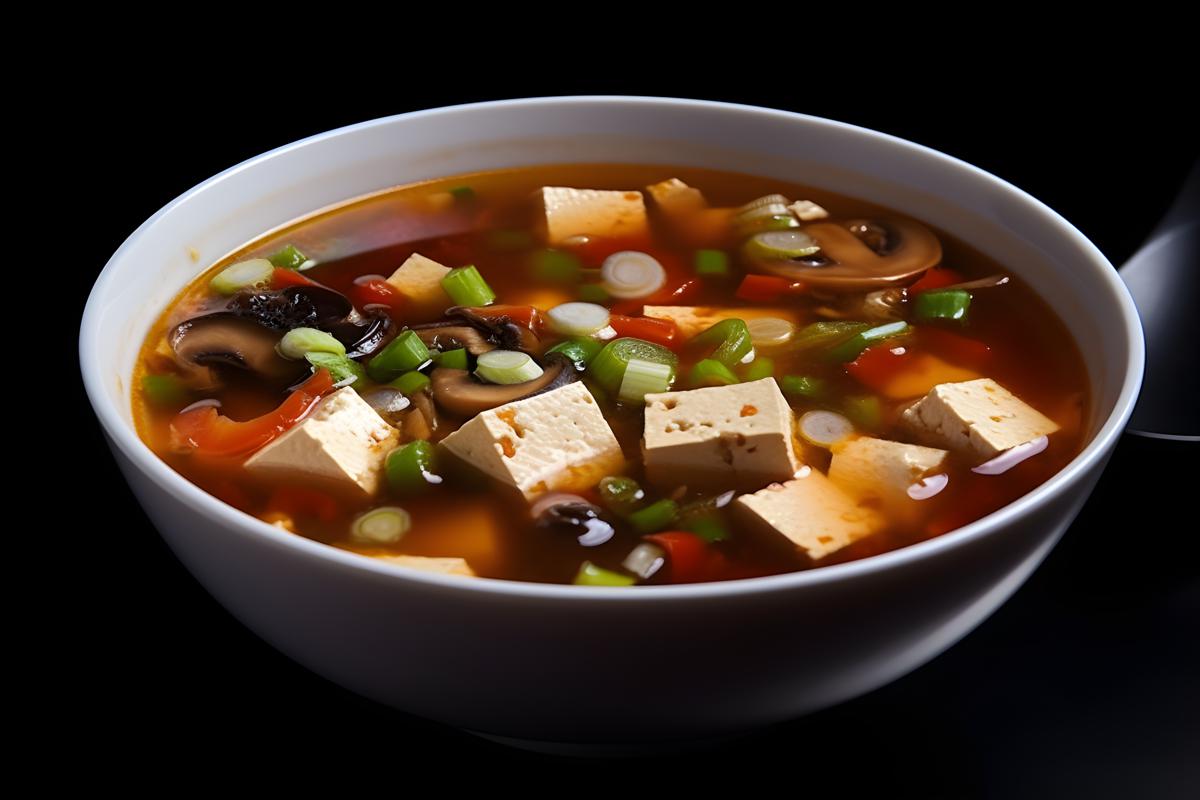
[133,164,1090,584]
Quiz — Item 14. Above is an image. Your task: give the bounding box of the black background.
[63,55,1197,796]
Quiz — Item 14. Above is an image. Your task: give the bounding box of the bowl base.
[464,727,754,757]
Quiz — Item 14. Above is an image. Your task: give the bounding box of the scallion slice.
[386,441,442,493]
[689,358,739,387]
[738,194,791,213]
[367,331,432,383]
[745,317,796,348]
[475,350,543,385]
[441,265,496,307]
[824,321,909,362]
[622,543,667,579]
[780,375,826,399]
[914,289,972,322]
[267,244,310,270]
[743,230,821,260]
[546,338,603,369]
[574,561,636,586]
[799,410,855,448]
[693,249,729,276]
[305,352,368,388]
[350,506,412,544]
[741,356,775,381]
[598,476,645,516]
[210,258,274,295]
[618,358,674,404]
[389,370,431,396]
[277,327,346,360]
[546,302,611,337]
[689,318,753,367]
[435,348,469,370]
[589,338,679,395]
[628,498,678,534]
[601,251,667,299]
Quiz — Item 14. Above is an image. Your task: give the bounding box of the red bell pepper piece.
[643,531,742,583]
[734,274,805,303]
[266,486,340,523]
[350,276,405,317]
[907,267,965,294]
[271,267,322,290]
[608,314,679,349]
[845,343,913,392]
[917,327,991,368]
[467,304,543,331]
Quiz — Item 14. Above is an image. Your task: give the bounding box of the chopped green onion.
[690,318,753,367]
[792,321,870,352]
[577,284,609,303]
[441,265,496,307]
[844,395,884,430]
[546,302,611,337]
[739,194,791,212]
[618,358,675,404]
[448,185,476,201]
[739,214,801,235]
[690,358,740,387]
[745,317,796,348]
[824,321,909,362]
[574,561,636,586]
[914,289,972,322]
[622,543,667,579]
[531,249,582,282]
[277,327,345,360]
[599,476,645,516]
[743,230,821,260]
[367,331,432,383]
[475,350,543,385]
[589,338,679,395]
[780,375,827,399]
[435,348,469,370]
[141,374,187,407]
[210,258,274,295]
[306,352,368,387]
[628,499,679,534]
[601,251,667,299]
[682,515,730,543]
[742,356,775,381]
[694,249,730,277]
[350,506,412,544]
[547,338,603,369]
[799,410,855,447]
[386,441,441,494]
[267,244,309,270]
[389,370,431,396]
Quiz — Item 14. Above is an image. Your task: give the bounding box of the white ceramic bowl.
[80,96,1143,753]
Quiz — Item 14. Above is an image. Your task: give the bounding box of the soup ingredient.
[693,249,729,277]
[627,498,679,534]
[734,469,884,561]
[601,251,667,299]
[385,440,442,493]
[798,410,855,448]
[267,244,311,270]
[475,349,544,384]
[385,253,452,309]
[169,314,302,382]
[788,200,829,220]
[589,337,678,396]
[367,331,433,382]
[619,358,674,403]
[540,186,648,245]
[546,302,612,337]
[546,338,603,369]
[429,353,577,417]
[690,358,740,387]
[914,289,972,323]
[622,542,667,579]
[598,476,646,515]
[351,506,412,544]
[438,381,624,499]
[243,386,400,496]
[441,265,496,308]
[901,378,1060,462]
[278,327,346,360]
[141,374,188,407]
[828,436,949,517]
[645,178,706,216]
[304,352,368,388]
[824,321,909,362]
[374,555,475,577]
[606,315,678,349]
[745,317,796,348]
[689,318,754,367]
[389,371,431,396]
[573,561,637,586]
[779,375,826,399]
[642,378,803,491]
[210,258,275,295]
[643,305,798,338]
[743,230,820,260]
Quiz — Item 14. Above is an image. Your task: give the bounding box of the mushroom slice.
[411,324,496,356]
[430,353,578,418]
[749,217,943,292]
[169,313,304,382]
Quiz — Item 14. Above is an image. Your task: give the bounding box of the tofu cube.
[645,178,706,216]
[643,305,801,339]
[828,436,948,517]
[438,382,624,499]
[373,555,476,577]
[642,378,803,492]
[734,469,884,561]
[385,252,451,309]
[539,186,648,245]
[244,387,400,496]
[902,378,1060,462]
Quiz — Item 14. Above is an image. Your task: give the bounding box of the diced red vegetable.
[169,369,334,458]
[271,267,322,290]
[917,327,991,368]
[734,274,805,303]
[350,277,405,317]
[266,486,340,523]
[608,314,680,349]
[644,531,736,583]
[845,344,912,392]
[907,267,965,294]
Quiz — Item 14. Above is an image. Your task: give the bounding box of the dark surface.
[65,63,1197,796]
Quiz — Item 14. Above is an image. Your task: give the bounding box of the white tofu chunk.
[734,469,884,561]
[642,378,803,492]
[373,555,476,577]
[643,305,801,339]
[539,186,648,245]
[385,252,451,309]
[902,378,1060,462]
[645,178,706,216]
[244,387,400,496]
[438,382,624,499]
[828,436,948,517]
[788,199,830,220]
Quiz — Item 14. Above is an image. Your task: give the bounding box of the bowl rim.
[79,94,1145,601]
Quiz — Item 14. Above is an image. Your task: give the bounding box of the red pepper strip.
[609,277,704,316]
[609,314,679,349]
[917,327,991,368]
[734,274,805,303]
[644,531,735,583]
[271,267,322,290]
[845,343,913,392]
[350,277,405,317]
[907,267,965,294]
[467,304,543,331]
[563,233,657,265]
[266,486,340,523]
[169,369,335,458]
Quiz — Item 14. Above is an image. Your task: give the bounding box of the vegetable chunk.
[539,186,648,245]
[385,253,451,309]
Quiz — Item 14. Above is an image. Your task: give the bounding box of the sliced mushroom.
[412,325,496,356]
[169,313,304,382]
[749,217,943,292]
[430,353,577,418]
[227,286,392,357]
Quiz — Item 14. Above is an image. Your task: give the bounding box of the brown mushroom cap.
[169,313,305,382]
[430,354,577,418]
[750,217,943,292]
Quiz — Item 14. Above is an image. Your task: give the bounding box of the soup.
[132,164,1090,585]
